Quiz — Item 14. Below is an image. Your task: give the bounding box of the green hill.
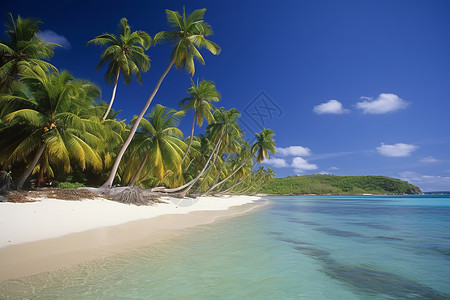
[261,175,422,195]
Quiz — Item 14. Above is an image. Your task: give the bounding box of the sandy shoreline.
[0,195,266,280]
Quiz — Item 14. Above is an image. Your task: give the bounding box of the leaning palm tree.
[180,78,220,162]
[102,7,221,189]
[87,18,151,120]
[204,128,276,194]
[177,107,241,197]
[0,13,58,92]
[0,71,103,189]
[123,104,187,187]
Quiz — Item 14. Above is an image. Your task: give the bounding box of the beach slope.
[0,195,262,280]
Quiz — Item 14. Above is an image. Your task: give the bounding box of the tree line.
[261,175,422,195]
[0,8,276,197]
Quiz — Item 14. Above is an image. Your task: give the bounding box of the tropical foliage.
[102,7,222,188]
[180,78,220,162]
[261,175,422,195]
[0,10,276,196]
[0,13,58,93]
[87,18,151,120]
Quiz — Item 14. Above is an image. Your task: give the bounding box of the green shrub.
[54,182,86,189]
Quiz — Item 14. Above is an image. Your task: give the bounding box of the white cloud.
[262,158,289,168]
[376,143,418,157]
[319,171,331,175]
[356,93,408,114]
[419,156,438,163]
[328,166,339,171]
[276,146,311,157]
[291,157,318,173]
[399,171,450,192]
[313,100,349,115]
[38,30,71,49]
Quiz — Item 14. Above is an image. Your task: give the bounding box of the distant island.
[261,175,422,195]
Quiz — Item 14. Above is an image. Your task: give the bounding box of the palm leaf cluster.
[0,13,58,93]
[0,9,277,195]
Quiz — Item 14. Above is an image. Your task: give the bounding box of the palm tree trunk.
[210,154,230,188]
[102,69,120,120]
[128,155,148,187]
[16,143,46,190]
[102,58,176,189]
[151,135,223,194]
[218,174,251,194]
[181,112,196,163]
[177,135,223,197]
[204,158,251,195]
[240,178,261,194]
[241,184,256,195]
[193,145,223,193]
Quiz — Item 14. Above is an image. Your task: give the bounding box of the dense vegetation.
[0,10,276,196]
[261,175,422,195]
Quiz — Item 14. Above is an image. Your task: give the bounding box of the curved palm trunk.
[241,184,256,195]
[209,154,230,188]
[204,158,251,195]
[128,155,148,187]
[183,157,195,173]
[102,69,120,120]
[177,135,223,197]
[254,184,267,194]
[16,143,46,190]
[218,173,251,195]
[102,58,175,189]
[240,178,262,194]
[152,135,223,194]
[181,112,196,163]
[193,145,223,193]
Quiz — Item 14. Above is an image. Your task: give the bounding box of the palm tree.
[191,106,243,192]
[77,102,128,183]
[180,78,220,162]
[0,13,58,92]
[177,107,241,197]
[252,128,276,163]
[87,18,151,120]
[0,71,103,189]
[123,104,186,187]
[102,7,221,189]
[205,128,276,194]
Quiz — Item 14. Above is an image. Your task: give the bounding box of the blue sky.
[2,0,450,191]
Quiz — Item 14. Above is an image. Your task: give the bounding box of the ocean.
[1,195,450,299]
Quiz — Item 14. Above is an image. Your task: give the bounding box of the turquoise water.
[1,195,450,299]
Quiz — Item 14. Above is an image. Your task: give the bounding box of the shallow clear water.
[1,195,450,299]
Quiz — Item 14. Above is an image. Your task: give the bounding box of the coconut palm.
[0,13,58,92]
[102,7,221,189]
[238,167,265,194]
[77,103,128,181]
[177,107,241,196]
[205,128,276,194]
[0,71,103,189]
[87,18,151,120]
[180,78,220,162]
[123,104,186,187]
[204,140,253,194]
[252,128,276,163]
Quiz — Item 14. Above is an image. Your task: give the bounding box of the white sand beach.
[0,194,261,248]
[0,194,263,280]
